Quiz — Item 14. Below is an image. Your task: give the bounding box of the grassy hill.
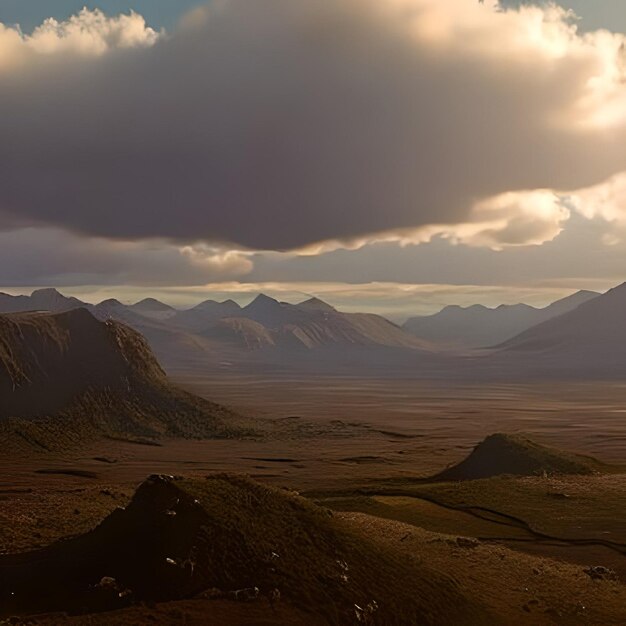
[0,474,484,625]
[0,309,254,450]
[434,433,605,481]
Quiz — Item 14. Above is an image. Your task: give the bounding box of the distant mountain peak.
[132,298,174,311]
[28,288,84,311]
[253,293,278,302]
[98,298,124,307]
[31,287,63,298]
[245,293,281,309]
[297,297,336,312]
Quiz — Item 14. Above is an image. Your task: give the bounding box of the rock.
[584,566,618,582]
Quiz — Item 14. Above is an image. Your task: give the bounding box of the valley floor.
[3,375,626,624]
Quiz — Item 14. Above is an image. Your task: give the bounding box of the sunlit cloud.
[0,8,159,70]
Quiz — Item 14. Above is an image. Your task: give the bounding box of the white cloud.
[179,245,254,275]
[569,172,626,243]
[0,9,159,71]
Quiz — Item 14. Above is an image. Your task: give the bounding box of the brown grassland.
[3,373,626,624]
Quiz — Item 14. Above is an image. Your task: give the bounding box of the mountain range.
[403,290,599,349]
[0,289,432,373]
[2,284,626,378]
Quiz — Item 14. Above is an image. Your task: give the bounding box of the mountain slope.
[233,294,431,351]
[203,317,276,350]
[0,309,250,450]
[495,283,626,374]
[403,290,599,348]
[87,299,221,372]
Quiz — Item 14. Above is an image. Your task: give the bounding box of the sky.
[0,0,625,317]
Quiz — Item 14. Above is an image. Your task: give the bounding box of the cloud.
[0,8,159,70]
[180,245,254,274]
[450,190,570,249]
[570,173,626,243]
[0,228,253,287]
[0,1,625,251]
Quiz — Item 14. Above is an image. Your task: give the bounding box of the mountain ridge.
[403,290,600,349]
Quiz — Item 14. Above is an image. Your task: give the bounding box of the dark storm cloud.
[0,0,625,251]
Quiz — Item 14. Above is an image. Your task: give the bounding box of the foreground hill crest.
[0,474,483,625]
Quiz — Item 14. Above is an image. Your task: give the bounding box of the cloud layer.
[0,228,252,288]
[0,0,624,253]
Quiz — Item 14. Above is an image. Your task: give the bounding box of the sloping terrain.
[433,434,604,481]
[496,284,626,373]
[403,290,599,349]
[203,317,276,350]
[0,308,165,417]
[87,299,223,372]
[0,474,483,625]
[0,309,250,450]
[483,282,626,379]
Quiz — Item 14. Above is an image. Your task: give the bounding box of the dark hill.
[0,309,251,449]
[0,308,164,417]
[434,433,604,481]
[0,474,483,625]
